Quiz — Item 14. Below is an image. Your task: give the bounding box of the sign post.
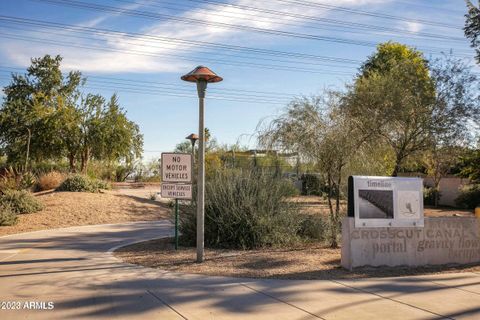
[161,153,192,250]
[175,198,179,250]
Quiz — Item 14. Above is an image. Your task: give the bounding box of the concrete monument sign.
[348,176,424,228]
[341,217,480,269]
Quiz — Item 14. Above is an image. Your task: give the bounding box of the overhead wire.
[30,0,472,56]
[0,32,354,76]
[0,15,362,65]
[0,71,295,104]
[0,66,300,97]
[0,23,358,72]
[271,0,460,29]
[165,0,466,42]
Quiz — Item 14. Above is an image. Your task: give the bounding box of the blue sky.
[0,0,476,161]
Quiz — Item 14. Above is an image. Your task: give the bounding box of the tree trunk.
[68,153,77,173]
[391,152,404,177]
[433,179,441,207]
[25,128,31,173]
[326,171,337,248]
[80,148,90,174]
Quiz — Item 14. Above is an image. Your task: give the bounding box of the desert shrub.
[180,169,302,249]
[455,184,480,209]
[301,173,322,196]
[115,164,134,182]
[423,187,434,205]
[0,203,17,226]
[38,171,66,191]
[0,167,37,192]
[149,192,157,201]
[93,179,111,190]
[298,214,327,240]
[0,169,19,192]
[30,161,69,175]
[279,178,300,197]
[19,172,37,190]
[0,190,43,214]
[57,175,110,193]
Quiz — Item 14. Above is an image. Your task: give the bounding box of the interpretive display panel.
[349,176,423,228]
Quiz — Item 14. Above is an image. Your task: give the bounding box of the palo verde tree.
[258,93,366,247]
[345,43,435,176]
[0,55,143,173]
[465,1,480,64]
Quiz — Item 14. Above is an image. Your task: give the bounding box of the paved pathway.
[0,221,479,319]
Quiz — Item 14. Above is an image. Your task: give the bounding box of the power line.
[271,0,460,29]
[0,72,294,104]
[173,0,466,41]
[0,66,300,97]
[0,23,357,72]
[0,15,362,65]
[31,0,471,56]
[0,32,354,76]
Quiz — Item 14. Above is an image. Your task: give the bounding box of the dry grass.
[115,238,480,280]
[37,171,66,191]
[0,189,170,236]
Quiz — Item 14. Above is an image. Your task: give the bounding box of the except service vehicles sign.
[348,176,424,228]
[161,153,192,183]
[161,183,192,200]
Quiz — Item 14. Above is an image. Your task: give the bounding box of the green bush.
[0,190,43,214]
[180,169,302,249]
[93,179,111,190]
[0,203,17,226]
[56,174,110,193]
[455,184,480,209]
[279,178,300,197]
[301,173,323,196]
[423,187,440,206]
[298,214,327,240]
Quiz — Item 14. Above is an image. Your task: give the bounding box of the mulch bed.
[114,237,480,280]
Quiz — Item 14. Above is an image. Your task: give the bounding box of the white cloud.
[1,0,389,73]
[404,21,423,34]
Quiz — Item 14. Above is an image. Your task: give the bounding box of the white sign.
[161,153,192,183]
[351,176,424,228]
[161,183,192,200]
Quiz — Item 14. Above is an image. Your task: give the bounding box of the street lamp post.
[186,133,199,160]
[181,66,223,263]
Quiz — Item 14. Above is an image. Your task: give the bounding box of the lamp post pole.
[196,79,206,263]
[186,133,198,162]
[181,66,222,263]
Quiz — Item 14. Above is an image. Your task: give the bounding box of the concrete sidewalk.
[0,221,479,319]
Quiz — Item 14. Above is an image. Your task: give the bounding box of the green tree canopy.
[0,55,82,165]
[346,43,435,176]
[457,149,480,183]
[359,42,432,87]
[465,1,480,63]
[345,43,479,177]
[0,55,143,173]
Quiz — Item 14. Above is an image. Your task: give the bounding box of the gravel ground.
[0,189,171,236]
[114,195,476,280]
[115,238,480,280]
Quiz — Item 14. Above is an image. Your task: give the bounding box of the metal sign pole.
[175,198,179,250]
